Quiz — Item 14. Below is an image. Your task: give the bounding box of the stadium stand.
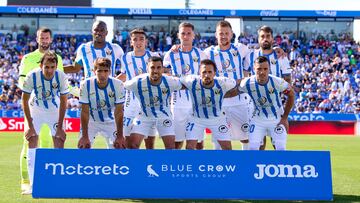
[0,29,359,113]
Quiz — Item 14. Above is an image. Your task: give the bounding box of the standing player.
[181,59,236,150]
[204,20,252,150]
[245,25,292,150]
[119,28,160,149]
[77,58,126,149]
[64,20,124,78]
[18,27,64,193]
[163,22,207,149]
[21,51,69,194]
[124,56,183,149]
[239,56,294,150]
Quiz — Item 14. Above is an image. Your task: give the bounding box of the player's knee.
[27,136,38,148]
[128,143,141,149]
[175,141,183,149]
[196,142,204,150]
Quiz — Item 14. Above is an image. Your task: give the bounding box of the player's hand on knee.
[25,127,37,141]
[113,137,126,149]
[278,118,289,133]
[78,137,91,149]
[55,128,67,142]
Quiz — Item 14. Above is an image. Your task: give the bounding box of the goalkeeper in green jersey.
[18,27,65,194]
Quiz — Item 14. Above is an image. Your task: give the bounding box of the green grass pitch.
[0,132,359,203]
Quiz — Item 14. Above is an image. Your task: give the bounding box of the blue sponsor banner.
[1,110,358,121]
[33,149,333,200]
[288,113,360,121]
[0,6,359,17]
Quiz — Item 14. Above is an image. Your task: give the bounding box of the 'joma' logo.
[254,164,319,180]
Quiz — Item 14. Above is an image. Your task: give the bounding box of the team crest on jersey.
[270,58,277,65]
[163,119,172,127]
[138,68,143,74]
[108,91,115,98]
[214,89,221,95]
[106,48,113,56]
[274,125,284,134]
[150,96,159,104]
[193,57,199,63]
[222,59,230,69]
[218,125,228,133]
[268,87,275,94]
[258,96,267,106]
[201,96,212,105]
[41,90,51,99]
[161,88,169,95]
[52,83,59,89]
[97,100,107,109]
[231,50,238,57]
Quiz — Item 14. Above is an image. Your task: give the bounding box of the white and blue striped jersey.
[163,47,207,108]
[120,50,160,80]
[204,43,250,80]
[180,75,236,119]
[245,49,291,77]
[22,68,69,110]
[239,75,291,119]
[79,77,125,122]
[124,73,183,118]
[204,43,250,107]
[75,42,124,78]
[120,51,160,109]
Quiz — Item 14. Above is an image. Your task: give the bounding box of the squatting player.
[77,58,126,149]
[180,59,238,150]
[119,28,160,149]
[124,56,183,149]
[21,51,69,194]
[18,27,64,194]
[239,56,294,150]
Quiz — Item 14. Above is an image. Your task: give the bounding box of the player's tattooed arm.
[279,85,295,133]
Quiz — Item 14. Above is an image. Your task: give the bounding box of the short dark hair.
[92,20,107,30]
[178,22,194,31]
[148,56,163,64]
[255,56,269,64]
[216,20,232,29]
[40,51,58,65]
[37,27,52,37]
[200,59,217,72]
[130,28,147,38]
[257,25,273,37]
[94,57,111,70]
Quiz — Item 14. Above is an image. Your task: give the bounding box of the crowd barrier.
[33,149,333,200]
[0,110,359,135]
